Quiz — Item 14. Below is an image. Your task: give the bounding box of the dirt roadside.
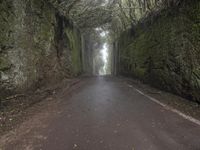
[0,77,83,136]
[122,76,200,121]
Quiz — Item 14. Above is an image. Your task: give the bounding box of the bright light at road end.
[94,28,111,75]
[99,43,109,75]
[102,43,108,64]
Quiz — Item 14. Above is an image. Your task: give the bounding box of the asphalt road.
[2,77,200,150]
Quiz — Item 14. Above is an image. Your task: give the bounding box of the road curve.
[2,76,200,150]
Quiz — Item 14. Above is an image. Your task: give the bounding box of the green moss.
[0,57,11,71]
[118,1,200,102]
[65,27,82,75]
[0,1,15,47]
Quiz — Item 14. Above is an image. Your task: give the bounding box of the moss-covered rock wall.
[0,0,82,98]
[117,0,200,102]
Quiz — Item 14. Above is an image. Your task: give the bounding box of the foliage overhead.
[48,0,182,34]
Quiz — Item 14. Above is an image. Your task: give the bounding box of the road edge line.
[133,88,200,126]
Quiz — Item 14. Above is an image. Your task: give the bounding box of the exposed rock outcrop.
[116,0,200,102]
[0,0,82,100]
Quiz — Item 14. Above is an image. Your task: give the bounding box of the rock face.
[0,0,82,98]
[81,33,94,75]
[117,0,200,102]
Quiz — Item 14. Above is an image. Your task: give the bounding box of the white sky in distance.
[95,28,110,75]
[101,43,108,64]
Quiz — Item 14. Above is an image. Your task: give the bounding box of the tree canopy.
[48,0,182,35]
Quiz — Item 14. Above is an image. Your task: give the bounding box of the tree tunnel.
[0,0,200,148]
[82,27,112,76]
[0,0,200,105]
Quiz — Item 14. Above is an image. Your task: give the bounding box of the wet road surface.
[2,77,200,150]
